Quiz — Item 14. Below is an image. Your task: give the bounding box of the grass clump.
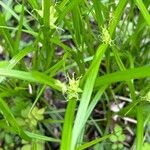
[0,0,150,149]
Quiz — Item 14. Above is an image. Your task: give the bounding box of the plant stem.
[136,104,143,150]
[60,98,77,150]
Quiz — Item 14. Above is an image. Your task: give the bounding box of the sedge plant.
[0,0,149,150]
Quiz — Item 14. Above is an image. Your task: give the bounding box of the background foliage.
[0,0,150,150]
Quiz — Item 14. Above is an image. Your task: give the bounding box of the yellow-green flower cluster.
[101,27,113,45]
[67,75,82,100]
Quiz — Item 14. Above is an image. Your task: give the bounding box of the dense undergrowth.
[0,0,150,150]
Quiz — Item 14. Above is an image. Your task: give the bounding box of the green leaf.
[109,135,118,142]
[60,98,77,150]
[119,134,126,142]
[0,44,33,83]
[118,143,123,149]
[14,1,24,55]
[25,131,60,143]
[21,144,31,150]
[0,69,62,91]
[95,66,150,87]
[135,0,150,26]
[76,134,112,150]
[114,125,122,135]
[14,4,22,13]
[0,98,30,140]
[112,144,117,150]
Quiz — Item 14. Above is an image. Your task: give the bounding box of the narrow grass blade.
[72,44,107,150]
[0,25,38,36]
[93,0,104,28]
[118,98,144,116]
[95,66,150,87]
[75,85,107,143]
[71,6,82,45]
[43,0,50,28]
[76,134,112,150]
[135,0,150,26]
[8,44,33,69]
[0,14,14,55]
[25,131,60,143]
[77,85,107,142]
[59,0,70,9]
[136,104,144,150]
[0,119,60,143]
[0,44,33,83]
[45,53,68,76]
[85,85,107,125]
[28,0,38,9]
[57,0,83,24]
[14,0,24,55]
[29,85,46,114]
[0,69,62,91]
[42,0,52,69]
[60,99,77,150]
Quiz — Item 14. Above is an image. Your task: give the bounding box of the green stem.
[136,104,143,150]
[134,1,150,147]
[43,0,52,69]
[135,0,150,26]
[14,0,24,55]
[60,98,77,150]
[43,0,50,28]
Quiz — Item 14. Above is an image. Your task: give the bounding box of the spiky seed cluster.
[55,74,82,101]
[101,27,113,45]
[67,75,82,100]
